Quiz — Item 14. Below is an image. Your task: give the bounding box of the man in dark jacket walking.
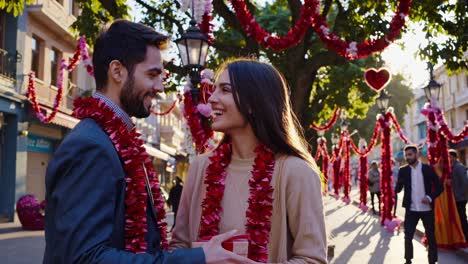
[448,149,468,242]
[395,145,444,264]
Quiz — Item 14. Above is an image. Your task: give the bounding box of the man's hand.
[202,230,257,264]
[421,196,431,204]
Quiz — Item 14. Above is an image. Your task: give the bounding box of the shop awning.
[144,144,170,161]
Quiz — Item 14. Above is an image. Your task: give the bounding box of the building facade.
[400,58,468,165]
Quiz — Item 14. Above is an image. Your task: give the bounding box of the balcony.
[33,78,81,113]
[27,0,77,41]
[0,48,16,81]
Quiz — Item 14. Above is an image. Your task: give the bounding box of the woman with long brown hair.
[170,58,327,263]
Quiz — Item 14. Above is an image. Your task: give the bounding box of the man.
[447,149,468,242]
[368,161,381,215]
[395,145,444,264]
[44,20,247,263]
[168,176,183,232]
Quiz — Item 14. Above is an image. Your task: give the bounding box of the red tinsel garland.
[388,111,425,148]
[312,0,412,59]
[229,0,317,51]
[310,108,340,131]
[378,113,394,226]
[73,97,168,253]
[151,94,182,116]
[342,131,351,204]
[229,0,411,57]
[198,140,276,262]
[350,121,381,156]
[358,155,369,211]
[332,145,342,199]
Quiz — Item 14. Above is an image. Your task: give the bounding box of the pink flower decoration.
[197,103,212,117]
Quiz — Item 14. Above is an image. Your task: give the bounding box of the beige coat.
[170,153,327,263]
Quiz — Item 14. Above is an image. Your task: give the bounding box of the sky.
[127,0,434,89]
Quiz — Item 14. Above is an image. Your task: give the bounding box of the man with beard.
[43,20,245,264]
[395,145,443,264]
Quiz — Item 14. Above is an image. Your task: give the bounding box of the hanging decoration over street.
[364,67,392,92]
[357,139,369,212]
[315,136,330,195]
[310,108,340,131]
[229,0,412,58]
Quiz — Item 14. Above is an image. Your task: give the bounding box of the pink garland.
[16,194,45,230]
[388,111,425,148]
[27,36,93,123]
[310,108,340,131]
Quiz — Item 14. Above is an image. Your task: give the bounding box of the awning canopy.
[45,109,79,129]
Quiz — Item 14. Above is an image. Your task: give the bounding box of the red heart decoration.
[364,67,392,92]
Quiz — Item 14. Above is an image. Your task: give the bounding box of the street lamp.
[317,129,325,137]
[176,18,210,105]
[423,62,441,102]
[376,89,391,113]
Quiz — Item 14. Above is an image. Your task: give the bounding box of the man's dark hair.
[404,144,418,153]
[449,149,458,158]
[93,19,169,90]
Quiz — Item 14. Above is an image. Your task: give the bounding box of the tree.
[70,0,465,146]
[0,0,34,16]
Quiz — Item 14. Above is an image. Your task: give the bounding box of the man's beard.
[120,75,151,118]
[406,157,417,165]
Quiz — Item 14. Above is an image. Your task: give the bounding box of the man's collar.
[92,92,134,131]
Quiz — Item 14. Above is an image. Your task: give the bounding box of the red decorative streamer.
[342,131,351,204]
[229,0,412,58]
[310,108,340,131]
[331,144,342,199]
[350,121,381,156]
[151,94,182,116]
[315,138,330,195]
[198,140,276,262]
[378,113,394,226]
[358,155,369,211]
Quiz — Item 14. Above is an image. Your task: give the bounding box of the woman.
[368,161,381,215]
[170,59,327,263]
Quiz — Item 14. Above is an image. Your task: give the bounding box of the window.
[55,0,63,5]
[50,48,60,86]
[71,0,80,17]
[417,98,426,111]
[450,111,455,129]
[465,109,468,124]
[417,122,427,140]
[31,36,41,78]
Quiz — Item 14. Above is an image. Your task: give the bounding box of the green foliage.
[71,0,129,46]
[0,0,34,17]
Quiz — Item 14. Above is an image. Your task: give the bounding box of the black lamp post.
[376,89,391,113]
[175,18,210,105]
[423,62,441,102]
[331,132,340,148]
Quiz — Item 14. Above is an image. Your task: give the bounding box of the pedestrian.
[368,160,381,215]
[168,176,183,232]
[44,19,244,264]
[447,149,468,243]
[170,58,327,263]
[395,145,444,264]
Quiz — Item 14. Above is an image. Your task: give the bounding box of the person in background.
[447,149,468,243]
[368,161,381,215]
[168,176,184,232]
[395,145,443,264]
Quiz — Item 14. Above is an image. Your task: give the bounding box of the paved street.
[1,197,467,263]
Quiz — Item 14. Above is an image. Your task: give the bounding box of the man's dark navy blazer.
[43,118,205,263]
